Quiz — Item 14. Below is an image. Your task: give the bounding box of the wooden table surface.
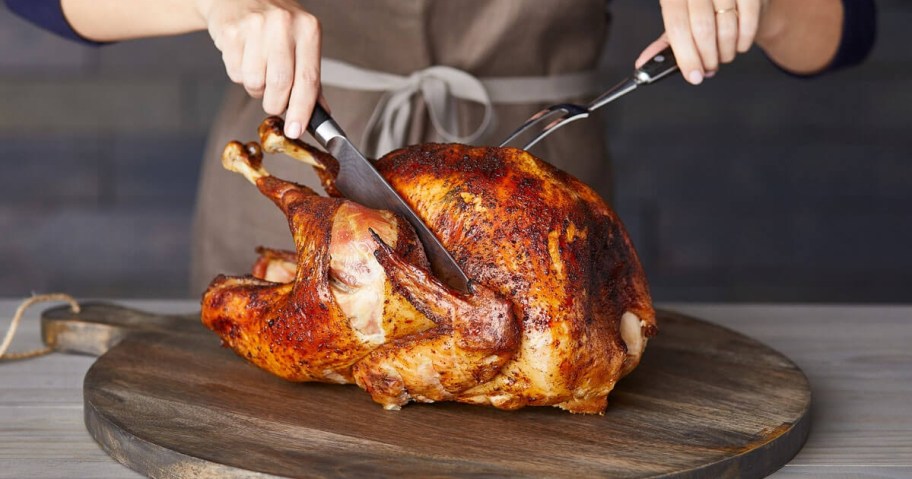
[1,299,909,478]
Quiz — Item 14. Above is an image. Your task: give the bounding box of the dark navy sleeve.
[826,0,877,72]
[4,0,107,45]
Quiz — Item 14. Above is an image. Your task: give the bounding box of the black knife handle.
[306,102,347,149]
[307,102,333,135]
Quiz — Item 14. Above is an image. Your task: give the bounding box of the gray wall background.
[1,1,909,302]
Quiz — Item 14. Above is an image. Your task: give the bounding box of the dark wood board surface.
[41,303,811,478]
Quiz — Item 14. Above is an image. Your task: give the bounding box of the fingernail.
[705,70,716,79]
[285,121,302,139]
[688,71,704,85]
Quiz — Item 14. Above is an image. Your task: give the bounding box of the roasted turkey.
[201,117,656,414]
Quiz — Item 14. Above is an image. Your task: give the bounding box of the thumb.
[635,34,670,69]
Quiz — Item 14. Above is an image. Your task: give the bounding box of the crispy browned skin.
[376,144,656,412]
[202,138,518,402]
[201,117,656,413]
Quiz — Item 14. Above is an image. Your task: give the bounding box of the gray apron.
[191,0,612,293]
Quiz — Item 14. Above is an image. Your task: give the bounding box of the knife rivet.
[654,55,665,63]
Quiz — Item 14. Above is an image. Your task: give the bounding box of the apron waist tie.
[321,58,604,157]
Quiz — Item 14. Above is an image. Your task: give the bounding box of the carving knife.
[307,104,472,294]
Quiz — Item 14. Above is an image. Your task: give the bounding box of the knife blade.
[306,104,472,294]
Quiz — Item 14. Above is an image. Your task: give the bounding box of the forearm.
[755,0,844,75]
[60,0,207,41]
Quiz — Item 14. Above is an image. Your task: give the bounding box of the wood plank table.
[1,300,909,478]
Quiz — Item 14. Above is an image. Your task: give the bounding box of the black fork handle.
[635,46,679,85]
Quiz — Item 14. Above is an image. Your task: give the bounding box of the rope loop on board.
[0,293,80,362]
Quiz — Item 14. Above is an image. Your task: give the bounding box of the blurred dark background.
[1,1,910,302]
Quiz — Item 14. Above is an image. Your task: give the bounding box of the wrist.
[194,0,216,22]
[754,0,845,74]
[755,0,786,51]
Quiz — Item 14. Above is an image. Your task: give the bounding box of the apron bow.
[321,58,605,158]
[322,60,492,158]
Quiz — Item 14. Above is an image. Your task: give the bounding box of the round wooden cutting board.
[42,303,810,478]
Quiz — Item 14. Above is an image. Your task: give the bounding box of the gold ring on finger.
[714,7,738,15]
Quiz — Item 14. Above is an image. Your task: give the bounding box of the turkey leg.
[351,234,520,409]
[258,116,342,198]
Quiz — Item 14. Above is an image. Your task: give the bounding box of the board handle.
[42,302,203,357]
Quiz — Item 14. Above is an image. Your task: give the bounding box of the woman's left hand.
[637,0,769,85]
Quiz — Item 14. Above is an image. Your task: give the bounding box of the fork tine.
[499,106,571,148]
[521,113,589,150]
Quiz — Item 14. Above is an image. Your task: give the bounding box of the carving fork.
[500,46,679,150]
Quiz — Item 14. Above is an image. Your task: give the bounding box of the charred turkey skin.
[201,117,656,414]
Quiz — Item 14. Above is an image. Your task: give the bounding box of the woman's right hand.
[637,0,768,85]
[197,0,321,139]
